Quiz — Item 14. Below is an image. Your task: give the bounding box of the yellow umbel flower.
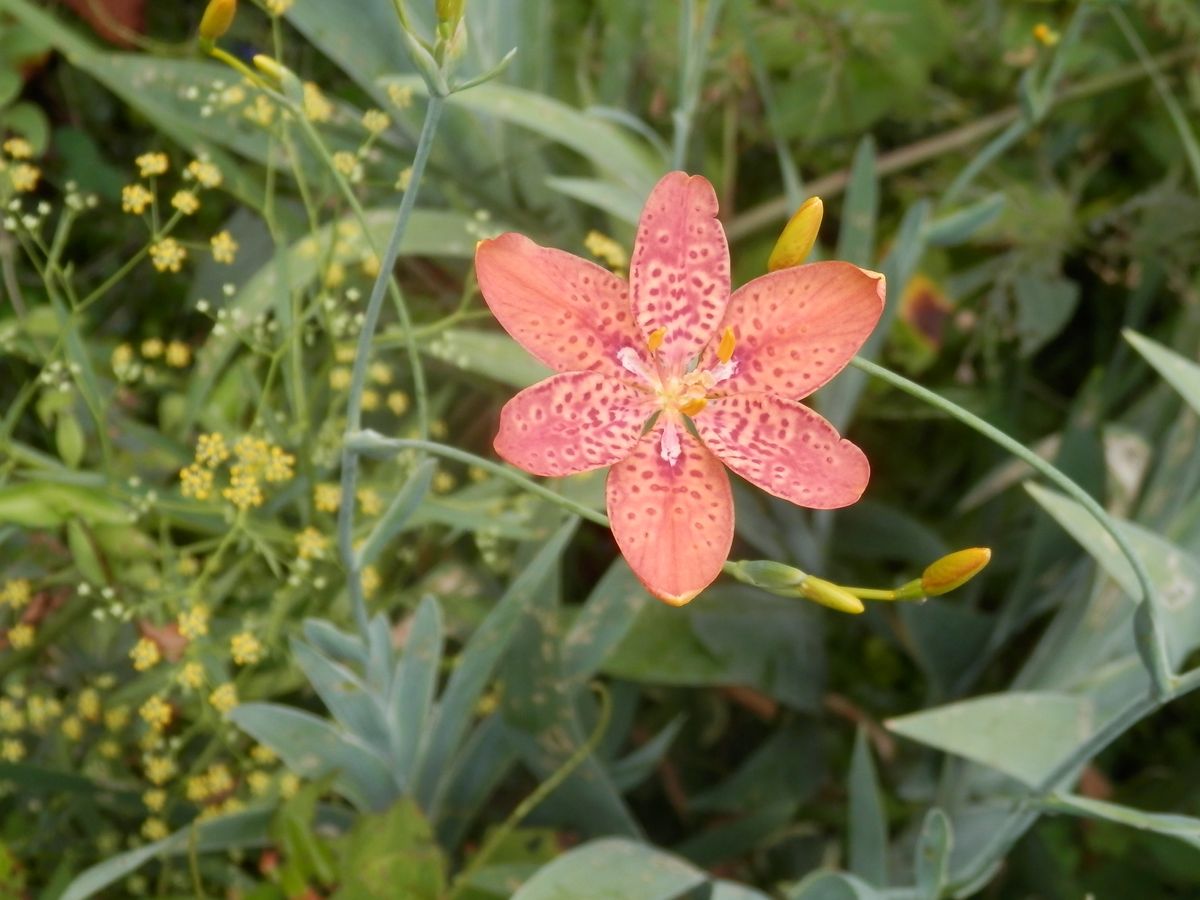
[150,238,187,273]
[314,483,341,513]
[9,164,41,193]
[178,604,210,640]
[135,152,169,178]
[295,527,328,560]
[211,230,238,264]
[122,184,153,215]
[180,464,214,500]
[139,695,172,732]
[302,82,334,123]
[186,159,223,189]
[1,579,32,609]
[2,138,33,160]
[230,631,264,666]
[7,624,34,650]
[130,637,162,671]
[209,683,238,714]
[195,433,230,467]
[171,190,200,215]
[165,340,191,368]
[362,109,390,134]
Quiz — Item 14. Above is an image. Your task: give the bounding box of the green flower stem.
[447,683,613,899]
[337,96,445,637]
[849,355,1172,696]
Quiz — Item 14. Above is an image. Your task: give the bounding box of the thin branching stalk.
[337,97,445,636]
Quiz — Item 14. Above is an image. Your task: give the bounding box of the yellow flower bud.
[921,547,992,596]
[800,577,865,614]
[767,197,823,272]
[199,0,237,41]
[436,0,465,27]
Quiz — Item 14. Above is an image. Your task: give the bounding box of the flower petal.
[705,262,884,398]
[693,393,869,509]
[494,372,654,477]
[476,233,642,378]
[606,418,733,605]
[629,172,731,370]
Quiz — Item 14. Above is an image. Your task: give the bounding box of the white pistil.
[659,417,682,466]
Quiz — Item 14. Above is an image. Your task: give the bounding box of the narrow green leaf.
[383,77,659,193]
[1125,329,1200,417]
[835,136,878,267]
[847,728,887,886]
[608,715,684,791]
[785,871,886,900]
[545,175,644,224]
[886,692,1095,787]
[434,713,516,850]
[511,838,707,900]
[60,808,272,900]
[1041,793,1200,851]
[291,639,390,755]
[228,703,398,811]
[359,460,437,568]
[914,808,952,900]
[390,596,444,785]
[562,560,648,682]
[303,619,367,669]
[924,192,1006,246]
[415,518,578,809]
[366,613,393,694]
[1025,482,1200,668]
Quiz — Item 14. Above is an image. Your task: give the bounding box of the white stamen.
[660,417,682,467]
[617,346,654,384]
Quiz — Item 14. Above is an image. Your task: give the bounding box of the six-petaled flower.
[476,171,885,604]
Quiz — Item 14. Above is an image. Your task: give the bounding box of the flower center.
[616,327,739,465]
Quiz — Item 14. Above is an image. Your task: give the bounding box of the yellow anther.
[717,327,736,364]
[679,397,707,417]
[647,327,667,354]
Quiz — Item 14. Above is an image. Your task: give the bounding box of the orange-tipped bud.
[801,577,865,614]
[921,548,992,596]
[767,196,823,272]
[199,0,237,41]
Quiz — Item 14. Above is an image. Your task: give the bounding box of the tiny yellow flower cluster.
[186,159,223,190]
[230,631,264,666]
[314,483,343,516]
[0,580,32,609]
[175,607,208,643]
[7,624,34,650]
[387,83,414,109]
[179,434,295,509]
[171,190,200,215]
[209,682,238,714]
[296,527,329,560]
[150,237,187,273]
[362,109,390,134]
[211,230,239,264]
[265,0,294,15]
[303,82,334,123]
[139,695,172,732]
[130,637,162,671]
[135,152,169,178]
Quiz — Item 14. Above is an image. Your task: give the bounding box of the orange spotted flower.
[476,172,885,604]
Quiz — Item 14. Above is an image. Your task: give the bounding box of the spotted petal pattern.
[694,393,869,509]
[704,262,884,399]
[607,419,733,604]
[494,371,655,478]
[629,172,730,371]
[476,233,642,379]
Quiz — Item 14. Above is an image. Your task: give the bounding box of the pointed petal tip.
[859,267,887,305]
[655,588,703,607]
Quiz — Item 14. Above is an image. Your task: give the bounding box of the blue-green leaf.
[390,596,444,784]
